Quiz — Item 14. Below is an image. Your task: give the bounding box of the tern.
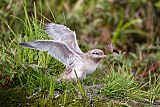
[20,23,106,81]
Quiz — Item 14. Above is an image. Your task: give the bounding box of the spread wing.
[19,40,80,66]
[45,23,83,54]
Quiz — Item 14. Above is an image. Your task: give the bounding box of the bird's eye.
[96,52,99,55]
[93,52,99,55]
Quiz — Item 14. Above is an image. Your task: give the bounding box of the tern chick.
[20,23,106,81]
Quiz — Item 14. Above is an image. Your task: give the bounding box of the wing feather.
[19,40,80,66]
[45,23,83,54]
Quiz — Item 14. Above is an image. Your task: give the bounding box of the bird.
[20,23,106,81]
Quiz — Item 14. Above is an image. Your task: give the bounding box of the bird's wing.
[19,40,80,66]
[45,23,83,54]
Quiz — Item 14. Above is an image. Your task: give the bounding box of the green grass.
[1,0,160,106]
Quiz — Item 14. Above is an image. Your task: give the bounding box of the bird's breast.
[80,60,99,75]
[70,59,99,79]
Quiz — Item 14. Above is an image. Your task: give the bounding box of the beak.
[103,55,107,58]
[99,55,106,58]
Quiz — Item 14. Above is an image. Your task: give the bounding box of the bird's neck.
[85,54,101,64]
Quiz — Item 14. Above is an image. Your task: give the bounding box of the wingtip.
[45,23,55,27]
[19,42,27,46]
[19,42,24,46]
[19,42,34,48]
[45,23,64,28]
[44,23,53,31]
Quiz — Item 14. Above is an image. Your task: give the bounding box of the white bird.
[20,23,106,81]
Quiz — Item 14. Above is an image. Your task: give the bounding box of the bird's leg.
[56,66,73,82]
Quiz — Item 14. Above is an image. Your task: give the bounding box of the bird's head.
[87,49,106,62]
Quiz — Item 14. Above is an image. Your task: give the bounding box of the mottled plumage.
[20,23,106,81]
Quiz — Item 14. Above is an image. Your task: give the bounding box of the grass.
[0,0,160,106]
